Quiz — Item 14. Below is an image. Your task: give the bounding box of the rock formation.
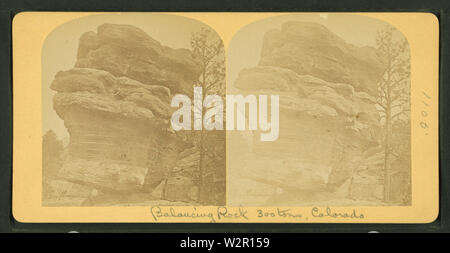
[43,24,224,206]
[228,22,386,206]
[259,22,386,96]
[75,24,201,96]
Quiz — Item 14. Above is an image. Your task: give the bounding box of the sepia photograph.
[41,14,226,206]
[10,11,438,224]
[227,14,411,207]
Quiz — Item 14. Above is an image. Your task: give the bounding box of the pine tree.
[190,27,225,204]
[42,130,64,177]
[375,27,410,203]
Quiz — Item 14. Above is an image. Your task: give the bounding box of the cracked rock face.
[50,24,200,195]
[228,22,384,206]
[259,21,386,96]
[75,23,201,96]
[51,68,177,193]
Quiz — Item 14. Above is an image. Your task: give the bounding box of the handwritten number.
[420,91,431,135]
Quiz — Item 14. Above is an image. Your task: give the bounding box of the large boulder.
[234,66,381,144]
[259,21,386,96]
[75,23,201,96]
[229,66,381,205]
[49,24,201,195]
[45,23,228,206]
[228,22,385,205]
[51,68,172,122]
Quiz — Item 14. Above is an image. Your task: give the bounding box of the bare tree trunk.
[383,116,391,203]
[383,55,392,203]
[197,131,205,203]
[197,59,207,203]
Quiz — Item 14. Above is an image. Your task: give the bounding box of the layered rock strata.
[228,22,385,206]
[44,24,213,205]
